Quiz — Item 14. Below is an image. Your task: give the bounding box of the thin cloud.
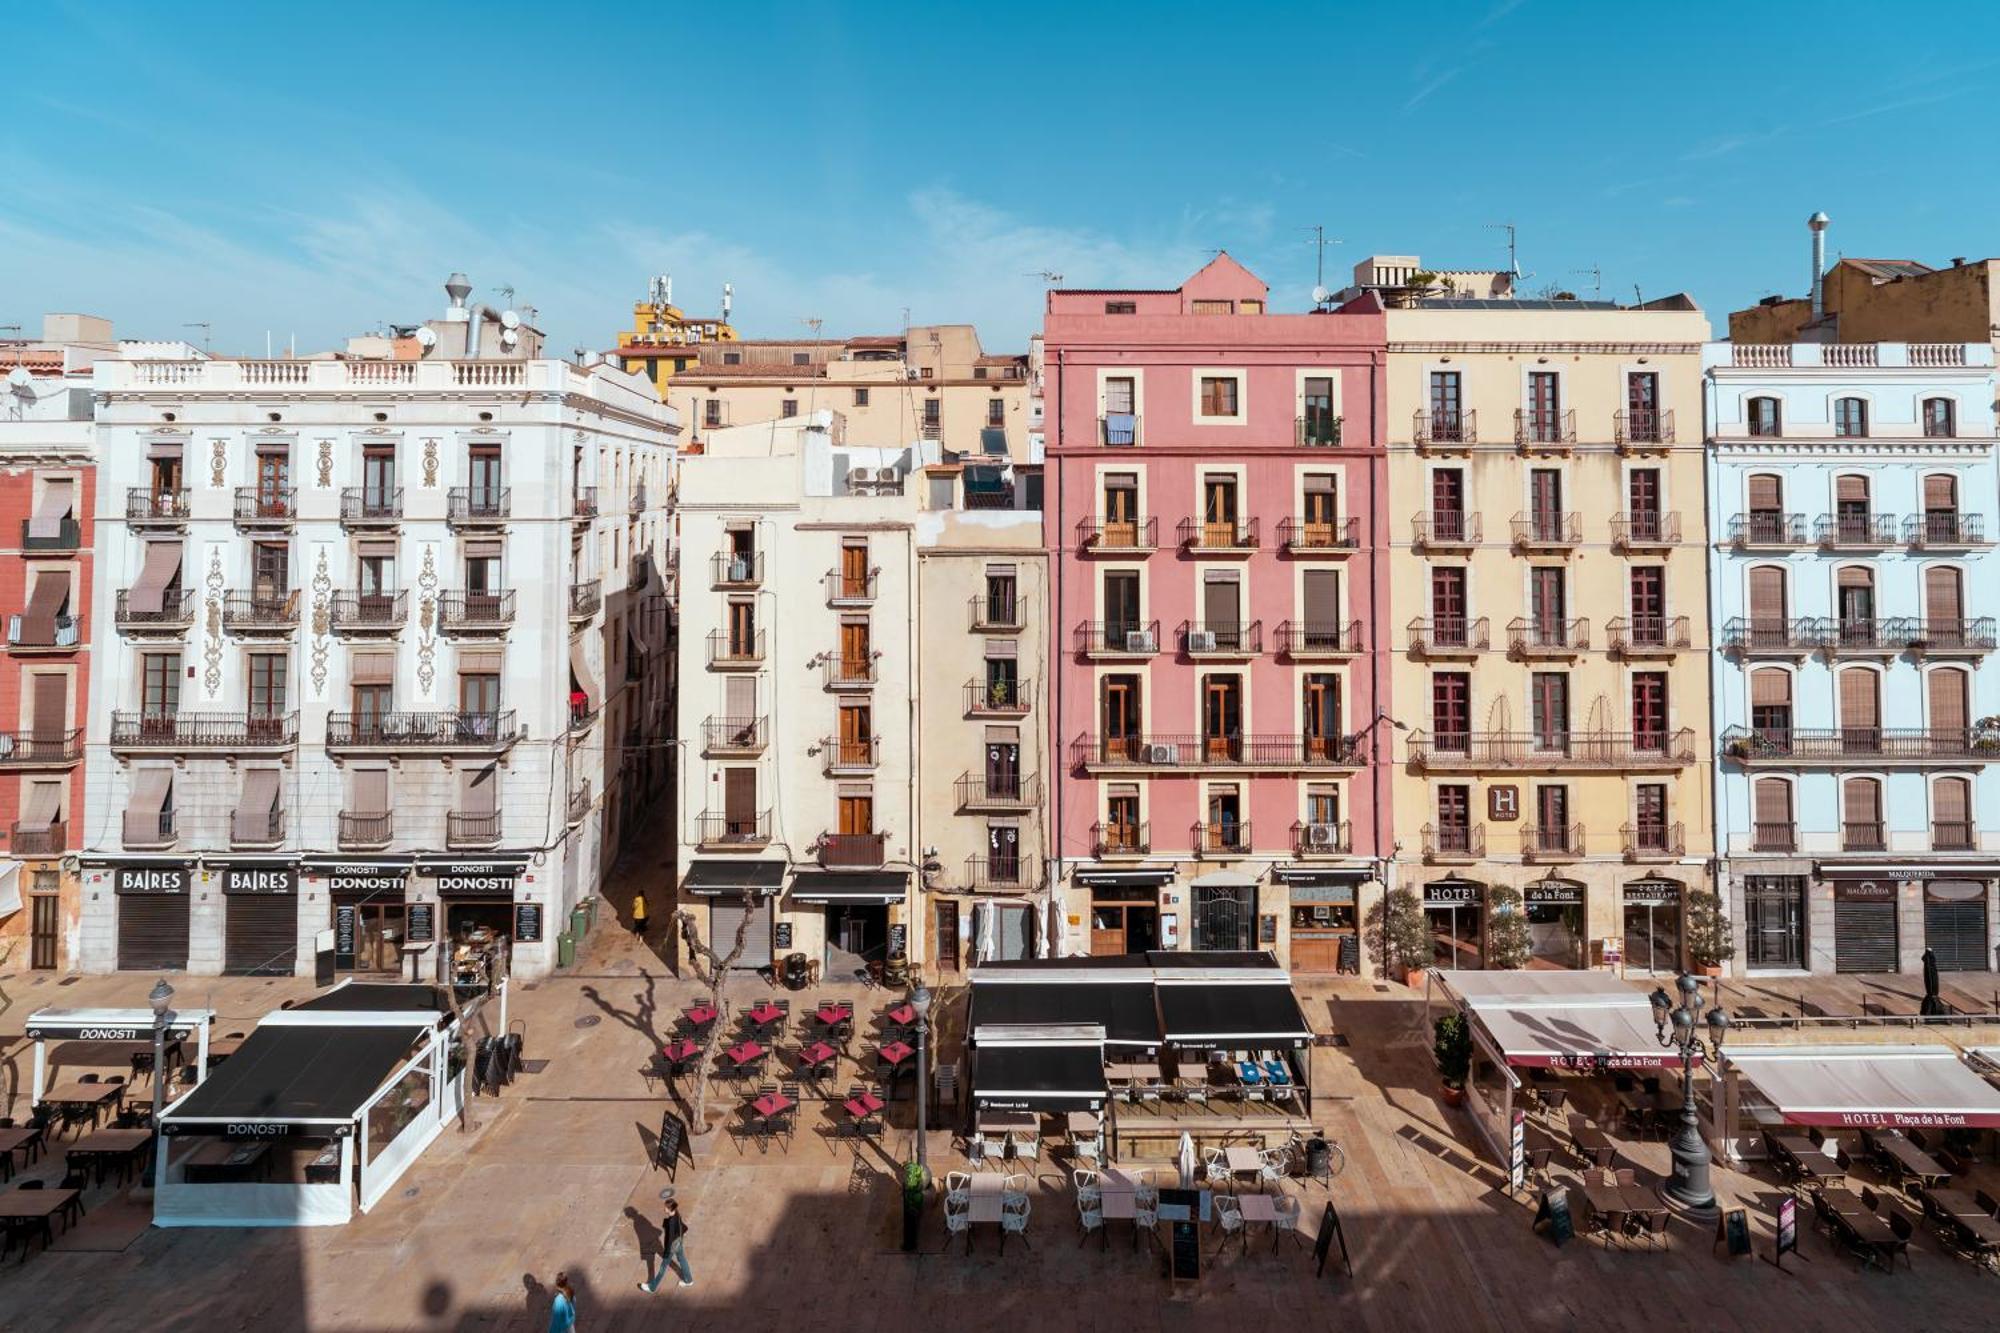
[1404,66,1463,112]
[1475,0,1529,29]
[1680,127,1786,161]
[1820,88,1963,126]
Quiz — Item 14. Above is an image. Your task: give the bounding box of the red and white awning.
[1723,1046,2000,1130]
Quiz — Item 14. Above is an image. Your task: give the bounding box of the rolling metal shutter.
[1834,894,1897,973]
[711,898,772,970]
[118,895,189,971]
[225,894,299,976]
[1926,884,1988,972]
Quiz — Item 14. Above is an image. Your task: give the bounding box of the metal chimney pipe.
[1808,213,1830,321]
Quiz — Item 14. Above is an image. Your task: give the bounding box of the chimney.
[1952,257,1966,268]
[1808,213,1830,321]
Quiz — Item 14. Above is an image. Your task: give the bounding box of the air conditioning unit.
[1186,630,1218,653]
[1305,822,1336,851]
[1145,743,1180,765]
[1124,629,1157,654]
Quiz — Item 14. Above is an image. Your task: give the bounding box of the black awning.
[968,981,1160,1047]
[681,860,787,897]
[788,871,908,904]
[162,1025,426,1131]
[1157,984,1312,1048]
[1273,865,1370,887]
[971,1045,1108,1112]
[1072,865,1175,889]
[291,983,450,1015]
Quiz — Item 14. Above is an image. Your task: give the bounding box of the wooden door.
[1203,676,1240,760]
[1631,672,1667,749]
[1303,675,1339,758]
[840,544,869,598]
[1102,678,1139,761]
[838,794,873,836]
[1103,478,1138,546]
[1091,906,1128,957]
[839,705,871,766]
[1303,480,1337,545]
[840,621,870,676]
[1204,477,1238,546]
[257,452,290,509]
[935,903,960,971]
[728,601,756,655]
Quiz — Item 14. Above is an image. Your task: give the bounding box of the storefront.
[1189,871,1257,952]
[969,898,1036,963]
[24,1006,217,1110]
[1522,878,1586,970]
[788,871,906,975]
[422,858,530,990]
[1424,878,1483,970]
[1812,861,1997,976]
[221,864,300,977]
[1620,877,1683,976]
[1714,1045,2000,1163]
[1831,877,1898,974]
[308,859,414,976]
[1925,880,1990,972]
[1742,874,1809,971]
[111,861,193,971]
[679,859,783,971]
[1278,866,1362,975]
[1075,866,1170,957]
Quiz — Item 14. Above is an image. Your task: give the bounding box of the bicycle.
[1283,1129,1347,1184]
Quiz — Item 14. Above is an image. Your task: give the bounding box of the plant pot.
[900,1195,922,1252]
[1439,1084,1466,1108]
[1403,968,1429,989]
[1696,963,1723,978]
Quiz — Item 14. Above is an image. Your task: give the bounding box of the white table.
[1236,1192,1280,1249]
[1224,1145,1264,1183]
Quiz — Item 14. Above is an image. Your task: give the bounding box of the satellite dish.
[1311,285,1330,306]
[500,310,520,331]
[499,328,519,348]
[414,327,439,352]
[6,367,34,394]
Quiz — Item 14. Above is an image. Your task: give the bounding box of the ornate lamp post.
[911,982,933,1178]
[148,978,177,1186]
[1648,972,1729,1217]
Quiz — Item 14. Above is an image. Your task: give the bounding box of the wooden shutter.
[724,768,757,822]
[1748,567,1786,621]
[30,674,67,743]
[1934,777,1970,825]
[1632,673,1667,736]
[1750,669,1791,707]
[1628,469,1659,514]
[1837,565,1872,589]
[1630,567,1664,618]
[1835,475,1868,503]
[1929,668,1969,733]
[1843,778,1881,826]
[1303,570,1340,625]
[1838,669,1878,728]
[1203,575,1238,629]
[353,769,389,814]
[1747,475,1781,509]
[1754,778,1791,825]
[1431,469,1463,512]
[1925,568,1963,622]
[1924,475,1957,510]
[1430,567,1464,619]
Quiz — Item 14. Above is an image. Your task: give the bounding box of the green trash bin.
[583,896,599,933]
[570,906,589,942]
[557,931,576,969]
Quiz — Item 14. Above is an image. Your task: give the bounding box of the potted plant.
[899,1159,927,1252]
[1686,889,1734,976]
[1485,885,1532,971]
[1433,1011,1473,1108]
[1381,887,1432,987]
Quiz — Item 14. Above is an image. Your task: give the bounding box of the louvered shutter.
[1926,567,1964,622]
[1934,777,1970,826]
[1749,567,1786,621]
[1836,475,1868,503]
[1924,475,1957,509]
[1754,779,1791,825]
[1839,669,1878,728]
[1748,475,1781,509]
[1929,668,1968,733]
[1750,669,1790,706]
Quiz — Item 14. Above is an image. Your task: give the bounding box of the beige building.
[1383,287,1717,977]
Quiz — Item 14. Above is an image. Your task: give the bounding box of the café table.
[65,1128,154,1187]
[814,1001,852,1028]
[661,1038,702,1074]
[1819,1187,1898,1267]
[39,1082,125,1134]
[1224,1144,1264,1187]
[751,1091,794,1119]
[798,1040,838,1077]
[1093,1166,1147,1249]
[1770,1134,1843,1191]
[1571,1123,1616,1169]
[1067,1110,1101,1143]
[1876,1134,1951,1189]
[885,1002,917,1027]
[1236,1191,1287,1250]
[0,1127,45,1183]
[722,1039,767,1070]
[747,1002,786,1030]
[844,1090,885,1121]
[0,1187,82,1256]
[878,1040,914,1070]
[962,1172,1021,1252]
[684,1003,719,1029]
[1918,1187,2000,1256]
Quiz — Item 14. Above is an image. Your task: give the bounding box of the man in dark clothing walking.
[640,1197,693,1292]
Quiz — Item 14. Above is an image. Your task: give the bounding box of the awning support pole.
[196,1021,210,1087]
[30,1039,45,1106]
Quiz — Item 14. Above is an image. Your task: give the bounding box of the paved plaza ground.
[1,869,1998,1330]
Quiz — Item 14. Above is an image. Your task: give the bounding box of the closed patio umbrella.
[1045,894,1065,960]
[1921,947,1947,1017]
[1177,1131,1196,1188]
[978,902,997,963]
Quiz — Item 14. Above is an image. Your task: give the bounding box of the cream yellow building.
[611,275,738,396]
[1382,284,1715,976]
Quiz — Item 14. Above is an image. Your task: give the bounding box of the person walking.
[546,1272,577,1332]
[639,1197,693,1292]
[630,890,649,940]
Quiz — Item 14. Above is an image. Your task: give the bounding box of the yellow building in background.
[612,275,738,395]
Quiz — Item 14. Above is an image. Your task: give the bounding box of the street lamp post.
[911,982,933,1179]
[148,978,176,1187]
[1649,971,1729,1218]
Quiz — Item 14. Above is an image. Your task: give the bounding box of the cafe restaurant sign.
[1424,881,1481,906]
[1524,881,1584,907]
[222,866,297,895]
[116,865,189,895]
[430,861,525,896]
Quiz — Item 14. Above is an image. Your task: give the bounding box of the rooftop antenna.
[1303,225,1343,305]
[0,325,22,338]
[800,317,822,337]
[498,285,516,307]
[1485,222,1521,281]
[183,322,211,354]
[1572,265,1603,300]
[1023,270,1064,285]
[721,282,733,324]
[1633,284,1644,306]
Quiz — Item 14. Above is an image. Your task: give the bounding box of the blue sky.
[6,1,1997,357]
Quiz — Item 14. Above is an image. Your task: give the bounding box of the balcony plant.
[1485,886,1532,971]
[1379,887,1432,987]
[1686,890,1734,976]
[1433,1011,1473,1108]
[900,1158,927,1253]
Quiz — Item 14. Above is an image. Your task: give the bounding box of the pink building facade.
[1044,256,1389,974]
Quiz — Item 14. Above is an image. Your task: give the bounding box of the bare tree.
[0,940,18,1113]
[676,892,756,1141]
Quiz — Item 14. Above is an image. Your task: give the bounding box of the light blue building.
[1706,340,2000,976]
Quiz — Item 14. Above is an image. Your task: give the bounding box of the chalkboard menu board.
[1338,934,1359,974]
[1534,1186,1575,1246]
[407,902,435,944]
[1716,1207,1752,1258]
[1258,913,1278,945]
[1169,1216,1200,1282]
[514,902,543,943]
[655,1110,686,1180]
[1776,1196,1798,1265]
[334,904,358,970]
[774,920,794,951]
[1313,1200,1352,1278]
[887,922,908,958]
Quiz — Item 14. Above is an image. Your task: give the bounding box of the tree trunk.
[677,893,758,1141]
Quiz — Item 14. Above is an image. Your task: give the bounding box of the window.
[988,398,1006,427]
[248,654,288,722]
[1748,397,1782,436]
[1751,668,1792,744]
[704,400,722,428]
[1923,474,1961,542]
[1625,371,1661,440]
[1105,788,1141,846]
[791,352,810,366]
[1202,474,1240,545]
[459,666,499,717]
[1627,467,1661,521]
[1631,672,1668,750]
[1104,301,1137,315]
[1629,566,1665,644]
[1432,672,1470,751]
[362,446,396,506]
[1633,784,1669,852]
[1100,677,1141,761]
[1302,674,1341,758]
[1925,566,1966,637]
[1934,776,1974,849]
[722,351,743,365]
[853,387,869,407]
[1436,784,1472,850]
[987,824,1021,880]
[142,652,181,717]
[1744,875,1806,966]
[467,445,502,504]
[727,600,756,655]
[1531,672,1569,751]
[1752,780,1795,851]
[1301,376,1337,445]
[1430,567,1467,642]
[1835,566,1876,643]
[1529,468,1563,541]
[922,399,941,427]
[1834,474,1872,543]
[1923,397,1956,438]
[1239,300,1264,314]
[1430,468,1466,541]
[1191,300,1233,315]
[780,398,798,418]
[836,703,872,767]
[1526,371,1561,440]
[1104,376,1136,415]
[1202,674,1243,759]
[1929,667,1969,743]
[1102,473,1140,545]
[1429,372,1464,438]
[1837,667,1880,751]
[1534,785,1571,849]
[1834,397,1869,437]
[252,542,289,599]
[1199,376,1240,418]
[1102,570,1141,635]
[1203,785,1244,852]
[1530,566,1567,633]
[1843,778,1885,850]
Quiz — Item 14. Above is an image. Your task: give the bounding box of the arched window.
[1835,565,1876,643]
[1746,566,1789,646]
[1832,474,1875,544]
[1921,474,1962,545]
[1928,666,1970,742]
[1748,397,1782,437]
[1744,473,1788,543]
[1834,397,1869,437]
[1923,566,1965,641]
[1837,666,1881,752]
[1750,669,1792,747]
[1932,776,1974,849]
[1922,397,1956,438]
[1841,777,1884,850]
[1752,777,1794,850]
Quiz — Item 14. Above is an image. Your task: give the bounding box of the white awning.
[1437,969,1685,1071]
[129,542,184,615]
[569,638,600,712]
[1724,1045,2000,1130]
[0,862,20,917]
[28,480,73,539]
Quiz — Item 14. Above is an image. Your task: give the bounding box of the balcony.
[340,488,403,526]
[573,486,599,522]
[965,677,1031,715]
[1179,620,1262,659]
[963,856,1034,892]
[702,715,768,755]
[1933,820,1977,851]
[1904,617,1998,657]
[1072,732,1363,772]
[1407,616,1488,657]
[447,487,510,526]
[1720,617,1819,657]
[697,810,771,849]
[1721,725,2000,766]
[567,782,592,826]
[1614,408,1675,452]
[1296,414,1343,447]
[324,709,516,753]
[1075,516,1158,555]
[568,580,602,622]
[7,614,81,652]
[1293,820,1351,856]
[1098,413,1140,447]
[1820,617,1904,658]
[1422,823,1484,862]
[706,630,765,669]
[233,487,296,528]
[1816,513,1898,549]
[822,736,880,774]
[711,551,763,588]
[1623,821,1685,861]
[1277,515,1359,555]
[232,807,285,848]
[1607,615,1691,657]
[1842,822,1887,853]
[439,590,515,634]
[1508,617,1589,658]
[330,591,408,635]
[1511,511,1581,551]
[116,589,196,634]
[826,570,878,607]
[823,654,877,690]
[819,832,887,868]
[1515,408,1576,452]
[1520,823,1583,862]
[969,592,1024,632]
[223,591,300,634]
[630,485,648,514]
[1407,728,1696,771]
[955,772,1042,812]
[446,812,502,848]
[1611,512,1680,551]
[0,728,81,766]
[1276,619,1362,659]
[1414,409,1476,452]
[1176,516,1259,555]
[1905,513,1989,549]
[1728,513,1809,549]
[1077,620,1162,659]
[1091,821,1150,858]
[1411,512,1481,551]
[111,710,298,751]
[337,812,393,849]
[10,821,67,856]
[1194,821,1252,855]
[20,518,80,553]
[126,489,190,527]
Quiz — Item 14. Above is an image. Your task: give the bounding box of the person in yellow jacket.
[630,890,649,939]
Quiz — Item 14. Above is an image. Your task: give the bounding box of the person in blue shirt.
[546,1273,577,1332]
